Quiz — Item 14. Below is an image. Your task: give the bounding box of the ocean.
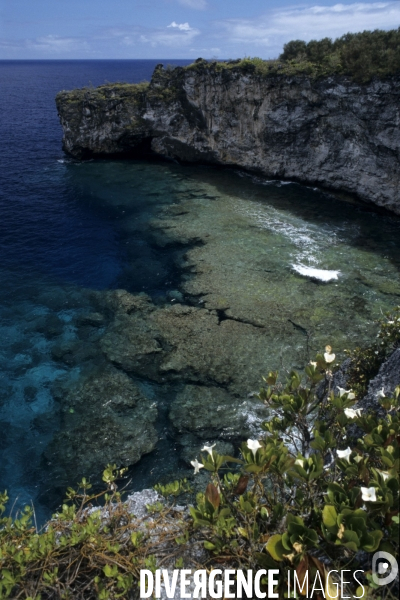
[0,60,193,523]
[1,60,400,524]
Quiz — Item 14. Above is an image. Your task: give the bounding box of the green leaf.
[221,456,244,464]
[255,552,279,569]
[286,514,304,526]
[304,528,319,546]
[288,522,306,538]
[341,530,360,550]
[265,534,286,561]
[342,541,358,552]
[362,530,383,552]
[322,505,338,528]
[103,564,118,578]
[281,532,292,551]
[244,464,263,473]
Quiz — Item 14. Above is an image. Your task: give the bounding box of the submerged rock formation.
[56,63,400,213]
[45,364,158,485]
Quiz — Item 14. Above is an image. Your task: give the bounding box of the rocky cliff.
[56,62,400,213]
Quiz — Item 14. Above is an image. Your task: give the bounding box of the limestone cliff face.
[56,63,400,213]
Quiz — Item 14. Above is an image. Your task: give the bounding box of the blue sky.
[1,1,399,59]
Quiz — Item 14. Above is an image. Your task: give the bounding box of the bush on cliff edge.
[0,309,399,599]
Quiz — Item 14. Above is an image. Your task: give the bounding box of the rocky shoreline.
[42,167,400,489]
[49,63,400,491]
[56,63,400,214]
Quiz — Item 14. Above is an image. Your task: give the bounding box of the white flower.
[361,487,377,502]
[377,470,390,481]
[295,459,304,467]
[247,439,262,458]
[201,443,216,457]
[344,408,362,419]
[309,361,317,368]
[338,387,355,400]
[324,351,335,363]
[377,387,386,398]
[190,459,204,474]
[337,447,352,462]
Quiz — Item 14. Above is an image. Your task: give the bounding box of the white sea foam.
[235,200,335,264]
[233,194,352,279]
[292,264,340,281]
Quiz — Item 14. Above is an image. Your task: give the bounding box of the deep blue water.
[0,60,193,289]
[0,60,192,522]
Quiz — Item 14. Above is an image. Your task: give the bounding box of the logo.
[372,551,398,586]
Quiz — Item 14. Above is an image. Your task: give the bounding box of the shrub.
[189,349,399,598]
[280,40,308,62]
[1,318,399,598]
[279,28,400,82]
[183,28,400,83]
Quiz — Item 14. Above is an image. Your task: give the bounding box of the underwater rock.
[24,385,38,403]
[51,340,98,366]
[169,385,249,441]
[100,311,163,379]
[76,312,105,327]
[34,314,64,339]
[97,289,155,316]
[44,365,157,484]
[99,291,276,396]
[152,304,278,395]
[166,289,184,303]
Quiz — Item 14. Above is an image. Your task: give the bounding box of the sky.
[0,1,399,60]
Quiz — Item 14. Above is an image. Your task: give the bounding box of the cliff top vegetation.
[185,27,400,83]
[56,27,400,104]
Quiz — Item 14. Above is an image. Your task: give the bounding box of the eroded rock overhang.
[56,63,400,214]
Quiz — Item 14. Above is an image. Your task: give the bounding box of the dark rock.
[51,341,98,366]
[24,385,38,403]
[44,365,158,484]
[100,311,163,379]
[76,312,105,327]
[359,348,400,413]
[169,385,251,440]
[34,314,64,338]
[57,68,400,214]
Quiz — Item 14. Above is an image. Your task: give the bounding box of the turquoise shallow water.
[1,61,400,524]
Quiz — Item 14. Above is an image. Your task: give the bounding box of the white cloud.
[1,1,398,59]
[27,35,90,53]
[177,0,207,9]
[113,23,200,48]
[0,20,201,58]
[191,46,221,54]
[218,2,400,53]
[0,34,91,56]
[168,21,193,31]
